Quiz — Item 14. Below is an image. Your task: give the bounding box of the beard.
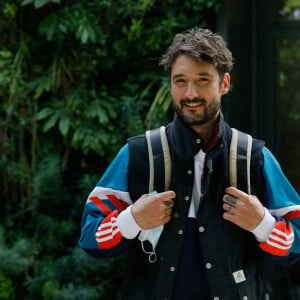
[173,97,221,126]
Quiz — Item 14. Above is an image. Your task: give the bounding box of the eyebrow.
[171,72,214,79]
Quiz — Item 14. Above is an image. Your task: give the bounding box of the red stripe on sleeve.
[106,194,129,211]
[259,242,290,256]
[283,210,300,221]
[89,196,112,216]
[259,220,293,256]
[96,210,122,249]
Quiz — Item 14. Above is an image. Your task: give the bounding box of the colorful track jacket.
[79,142,300,259]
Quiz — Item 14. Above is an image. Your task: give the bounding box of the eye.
[174,78,187,87]
[197,78,209,86]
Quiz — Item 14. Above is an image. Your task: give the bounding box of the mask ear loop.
[140,232,157,263]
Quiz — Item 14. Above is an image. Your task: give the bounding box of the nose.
[185,82,198,100]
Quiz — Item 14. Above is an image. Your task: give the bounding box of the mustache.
[180,98,206,105]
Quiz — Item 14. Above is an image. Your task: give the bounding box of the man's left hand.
[223,187,265,231]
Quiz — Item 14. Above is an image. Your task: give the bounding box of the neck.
[190,112,220,148]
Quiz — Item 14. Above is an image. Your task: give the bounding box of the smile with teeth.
[186,103,200,106]
[184,102,204,108]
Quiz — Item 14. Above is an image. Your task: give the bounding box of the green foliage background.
[0,0,221,298]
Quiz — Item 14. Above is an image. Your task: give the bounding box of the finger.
[223,210,238,223]
[163,207,173,216]
[225,187,249,199]
[158,190,176,200]
[162,200,174,207]
[225,195,239,205]
[152,191,175,208]
[223,203,232,212]
[163,215,172,224]
[164,210,171,217]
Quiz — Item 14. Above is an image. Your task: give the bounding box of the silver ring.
[226,195,238,205]
[226,204,232,212]
[163,200,172,207]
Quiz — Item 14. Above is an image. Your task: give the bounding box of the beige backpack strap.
[229,128,238,189]
[160,126,171,191]
[145,126,171,193]
[145,129,154,193]
[229,128,253,194]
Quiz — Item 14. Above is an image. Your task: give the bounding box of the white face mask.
[138,191,164,263]
[138,225,164,263]
[138,224,164,247]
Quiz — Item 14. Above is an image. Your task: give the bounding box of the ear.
[221,73,230,95]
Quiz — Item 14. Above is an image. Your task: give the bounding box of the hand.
[131,191,176,230]
[223,187,265,231]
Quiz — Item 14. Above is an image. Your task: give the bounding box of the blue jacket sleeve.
[258,147,300,258]
[79,144,134,258]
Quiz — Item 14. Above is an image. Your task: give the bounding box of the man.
[79,28,300,299]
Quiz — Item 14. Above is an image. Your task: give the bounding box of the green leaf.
[36,107,54,120]
[28,76,52,98]
[39,14,60,41]
[21,0,60,8]
[21,0,33,6]
[35,0,61,9]
[75,18,96,44]
[3,4,16,18]
[43,111,60,132]
[58,115,70,136]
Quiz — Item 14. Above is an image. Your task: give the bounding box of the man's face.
[170,55,230,127]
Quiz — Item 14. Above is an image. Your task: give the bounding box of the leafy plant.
[0,0,221,298]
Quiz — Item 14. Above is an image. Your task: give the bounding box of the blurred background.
[0,0,299,299]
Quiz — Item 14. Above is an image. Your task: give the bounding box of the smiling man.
[79,28,300,299]
[171,56,229,123]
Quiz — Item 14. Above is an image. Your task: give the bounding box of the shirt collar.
[168,112,224,158]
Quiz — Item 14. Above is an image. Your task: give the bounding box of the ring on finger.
[163,200,172,207]
[164,209,172,216]
[226,204,232,212]
[226,195,238,205]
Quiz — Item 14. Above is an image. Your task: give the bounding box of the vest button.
[199,226,205,232]
[187,169,193,175]
[170,266,175,272]
[178,229,183,235]
[184,196,190,201]
[242,297,248,300]
[213,297,220,300]
[205,263,212,269]
[196,138,201,144]
[174,212,179,218]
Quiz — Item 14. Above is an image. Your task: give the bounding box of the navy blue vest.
[121,114,269,300]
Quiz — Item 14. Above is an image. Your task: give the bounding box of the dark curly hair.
[159,28,233,78]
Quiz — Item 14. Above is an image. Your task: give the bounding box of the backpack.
[145,126,253,194]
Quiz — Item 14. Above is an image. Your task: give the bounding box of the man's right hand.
[131,191,176,230]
